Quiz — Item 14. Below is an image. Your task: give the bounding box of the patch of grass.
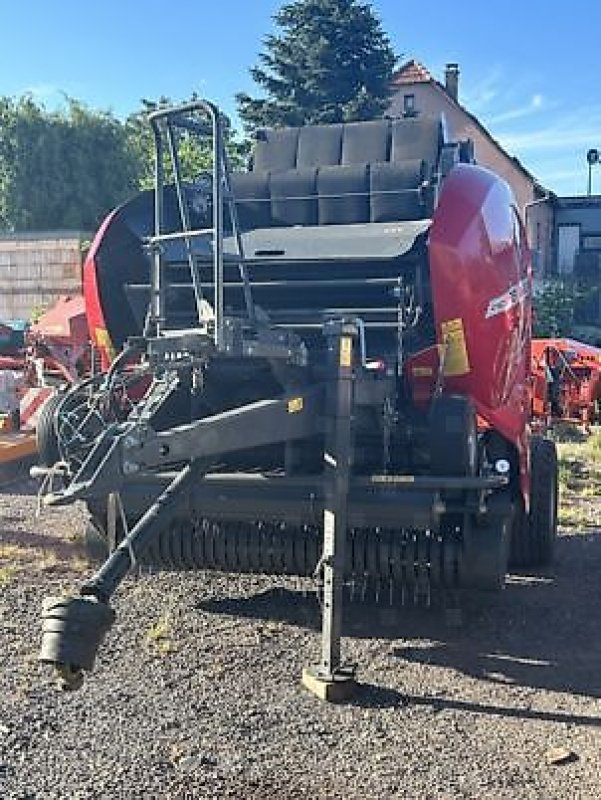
[578,483,600,498]
[0,541,87,575]
[559,505,589,528]
[554,426,600,531]
[557,458,573,491]
[0,565,16,584]
[559,499,600,528]
[0,543,33,560]
[145,614,177,656]
[583,428,601,462]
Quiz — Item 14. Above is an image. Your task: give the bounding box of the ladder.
[145,101,255,346]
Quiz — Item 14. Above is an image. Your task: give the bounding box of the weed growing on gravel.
[0,565,15,584]
[0,538,87,576]
[0,543,32,560]
[145,613,177,656]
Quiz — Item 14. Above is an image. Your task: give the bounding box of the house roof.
[390,60,548,197]
[391,59,433,85]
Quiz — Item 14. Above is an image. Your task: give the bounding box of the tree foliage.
[533,279,583,338]
[0,94,250,232]
[125,97,250,191]
[0,96,140,231]
[237,0,398,129]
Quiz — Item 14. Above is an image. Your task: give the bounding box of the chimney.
[444,63,460,102]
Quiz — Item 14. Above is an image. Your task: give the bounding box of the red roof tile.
[391,59,433,86]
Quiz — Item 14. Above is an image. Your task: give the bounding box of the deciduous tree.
[0,96,140,231]
[125,97,249,190]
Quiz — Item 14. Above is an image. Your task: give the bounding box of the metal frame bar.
[147,100,256,346]
[319,321,356,679]
[164,120,205,323]
[133,386,324,469]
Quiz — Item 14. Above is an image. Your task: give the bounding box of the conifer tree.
[237,0,398,129]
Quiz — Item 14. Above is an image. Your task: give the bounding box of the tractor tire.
[462,511,512,591]
[429,394,478,476]
[509,436,558,568]
[36,392,64,467]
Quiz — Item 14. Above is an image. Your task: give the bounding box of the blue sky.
[1,0,599,196]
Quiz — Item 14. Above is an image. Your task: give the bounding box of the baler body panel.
[83,190,435,366]
[429,165,531,484]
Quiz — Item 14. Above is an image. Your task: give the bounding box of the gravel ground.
[1,476,600,800]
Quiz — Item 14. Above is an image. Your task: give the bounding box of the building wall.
[554,200,601,233]
[389,84,537,210]
[0,231,85,321]
[553,198,601,278]
[389,83,553,273]
[525,200,555,279]
[552,197,601,327]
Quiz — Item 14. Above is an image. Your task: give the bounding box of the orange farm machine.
[532,337,601,428]
[0,295,91,425]
[35,102,558,699]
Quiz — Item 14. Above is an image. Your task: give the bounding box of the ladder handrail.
[146,100,256,347]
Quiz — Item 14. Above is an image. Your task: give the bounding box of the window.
[583,234,601,250]
[403,94,416,116]
[557,224,580,275]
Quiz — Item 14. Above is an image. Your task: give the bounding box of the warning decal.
[339,336,353,367]
[95,327,116,362]
[287,396,304,414]
[441,318,470,377]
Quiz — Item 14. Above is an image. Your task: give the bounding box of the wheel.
[509,436,558,568]
[429,394,478,476]
[36,392,64,467]
[462,512,512,591]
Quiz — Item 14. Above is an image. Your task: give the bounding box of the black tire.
[509,436,558,568]
[462,511,512,591]
[429,394,478,476]
[36,392,64,467]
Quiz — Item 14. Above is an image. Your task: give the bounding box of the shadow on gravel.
[0,462,37,493]
[197,531,601,711]
[348,685,601,727]
[0,526,85,561]
[199,586,322,630]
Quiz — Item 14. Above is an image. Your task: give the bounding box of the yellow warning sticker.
[441,318,470,377]
[287,396,304,413]
[95,327,116,362]
[412,366,433,377]
[340,336,353,367]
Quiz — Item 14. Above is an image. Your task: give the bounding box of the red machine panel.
[428,165,531,489]
[83,210,118,370]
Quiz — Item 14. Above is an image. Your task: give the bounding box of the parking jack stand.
[302,320,357,702]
